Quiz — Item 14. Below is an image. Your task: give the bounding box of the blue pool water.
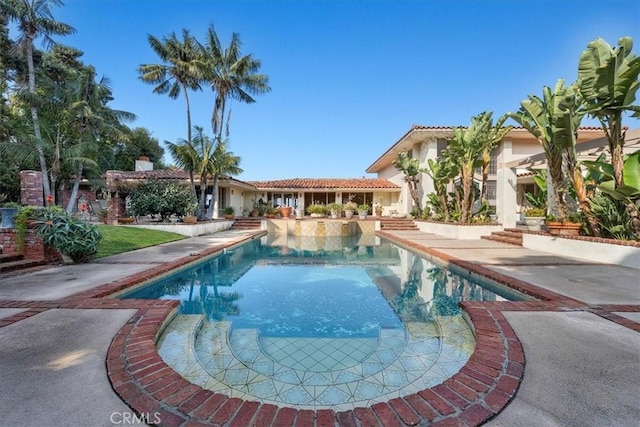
[131,235,532,409]
[122,236,529,338]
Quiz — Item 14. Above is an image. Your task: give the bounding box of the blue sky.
[35,0,640,180]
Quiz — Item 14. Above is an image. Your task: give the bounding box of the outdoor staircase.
[378,217,419,231]
[0,251,47,273]
[229,217,262,231]
[481,228,524,246]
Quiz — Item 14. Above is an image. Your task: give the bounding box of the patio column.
[497,140,517,228]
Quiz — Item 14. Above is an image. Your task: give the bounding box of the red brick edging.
[106,301,526,426]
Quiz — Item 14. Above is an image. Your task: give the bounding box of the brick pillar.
[19,170,44,206]
[106,192,126,223]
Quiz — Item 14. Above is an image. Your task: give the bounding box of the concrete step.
[379,218,419,231]
[230,218,262,230]
[481,234,523,246]
[0,254,24,263]
[0,259,47,273]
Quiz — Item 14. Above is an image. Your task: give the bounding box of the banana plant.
[445,111,509,223]
[583,151,640,236]
[578,37,640,189]
[508,80,583,222]
[424,157,458,221]
[578,36,640,236]
[393,151,425,215]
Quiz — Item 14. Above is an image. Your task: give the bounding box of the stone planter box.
[522,233,640,269]
[524,216,545,231]
[416,221,503,240]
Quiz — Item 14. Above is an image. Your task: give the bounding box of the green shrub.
[525,207,546,217]
[328,203,343,213]
[36,208,102,262]
[128,179,193,220]
[358,204,370,212]
[306,203,326,214]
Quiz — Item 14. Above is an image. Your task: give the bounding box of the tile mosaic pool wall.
[158,314,475,411]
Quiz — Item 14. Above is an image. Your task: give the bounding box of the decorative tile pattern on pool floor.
[158,314,475,411]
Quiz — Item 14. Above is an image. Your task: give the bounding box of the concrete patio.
[0,228,638,426]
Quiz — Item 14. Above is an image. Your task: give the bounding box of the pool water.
[123,235,528,410]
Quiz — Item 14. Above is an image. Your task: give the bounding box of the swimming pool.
[122,235,528,410]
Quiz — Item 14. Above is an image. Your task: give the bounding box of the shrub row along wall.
[0,229,61,262]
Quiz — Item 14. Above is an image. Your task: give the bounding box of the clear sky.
[29,0,640,181]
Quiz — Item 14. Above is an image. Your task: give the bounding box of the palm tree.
[204,137,243,219]
[165,137,199,202]
[60,69,136,212]
[392,151,424,216]
[191,126,216,217]
[1,0,75,204]
[201,24,270,140]
[138,29,201,146]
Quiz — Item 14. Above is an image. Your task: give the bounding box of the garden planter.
[223,214,234,220]
[344,210,354,219]
[546,221,581,236]
[0,207,17,229]
[358,210,368,220]
[118,217,135,224]
[524,216,545,231]
[278,206,292,218]
[183,215,197,224]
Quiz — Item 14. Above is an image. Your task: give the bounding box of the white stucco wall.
[522,234,640,269]
[126,220,234,237]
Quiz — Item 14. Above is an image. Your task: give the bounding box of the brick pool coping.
[1,230,639,426]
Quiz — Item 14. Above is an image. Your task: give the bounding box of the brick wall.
[0,229,61,262]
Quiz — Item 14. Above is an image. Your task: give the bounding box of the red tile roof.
[248,178,400,190]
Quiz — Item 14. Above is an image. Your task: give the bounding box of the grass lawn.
[95,225,186,258]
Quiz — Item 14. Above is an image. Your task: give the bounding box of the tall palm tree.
[201,24,270,141]
[138,29,201,146]
[1,0,75,204]
[204,137,242,219]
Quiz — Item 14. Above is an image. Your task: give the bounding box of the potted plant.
[118,212,136,224]
[264,203,278,218]
[278,205,293,218]
[0,201,20,229]
[374,202,383,217]
[524,207,546,231]
[306,203,326,217]
[546,212,583,236]
[223,206,235,219]
[344,201,357,219]
[182,202,198,224]
[358,204,370,220]
[328,202,343,219]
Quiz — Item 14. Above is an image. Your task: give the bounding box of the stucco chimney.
[135,156,153,171]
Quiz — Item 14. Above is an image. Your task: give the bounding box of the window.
[486,181,497,202]
[489,148,498,175]
[437,139,447,156]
